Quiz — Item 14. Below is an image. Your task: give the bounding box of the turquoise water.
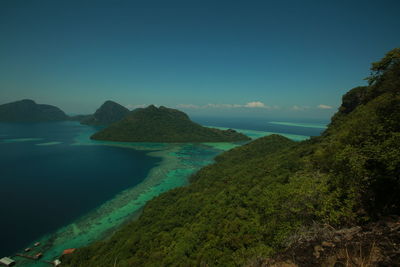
[0,120,314,266]
[268,121,328,129]
[193,116,328,136]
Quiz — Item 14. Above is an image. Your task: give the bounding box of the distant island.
[81,100,130,126]
[0,99,68,122]
[91,105,250,142]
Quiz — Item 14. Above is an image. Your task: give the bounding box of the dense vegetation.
[91,105,250,142]
[0,99,68,122]
[63,48,400,266]
[81,100,130,126]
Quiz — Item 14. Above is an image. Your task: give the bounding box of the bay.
[0,122,160,256]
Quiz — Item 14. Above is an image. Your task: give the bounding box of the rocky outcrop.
[250,216,400,267]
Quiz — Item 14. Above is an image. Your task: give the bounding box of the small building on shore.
[35,252,43,259]
[0,257,15,266]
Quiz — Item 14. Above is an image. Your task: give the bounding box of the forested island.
[91,105,250,142]
[62,50,400,266]
[0,99,68,122]
[81,100,130,126]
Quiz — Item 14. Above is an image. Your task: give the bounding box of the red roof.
[62,248,76,255]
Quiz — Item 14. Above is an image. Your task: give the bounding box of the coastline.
[205,125,310,141]
[14,123,310,266]
[16,128,222,266]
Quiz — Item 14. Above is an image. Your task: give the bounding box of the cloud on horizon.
[291,105,310,111]
[290,104,334,111]
[244,101,267,108]
[125,104,149,109]
[177,101,273,109]
[125,102,335,112]
[317,104,333,109]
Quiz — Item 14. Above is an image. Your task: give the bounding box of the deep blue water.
[0,122,160,256]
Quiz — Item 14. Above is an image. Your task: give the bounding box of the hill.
[91,105,250,142]
[0,99,68,122]
[63,48,400,266]
[81,100,130,126]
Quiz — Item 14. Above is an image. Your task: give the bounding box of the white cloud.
[291,105,303,111]
[244,101,268,108]
[205,103,235,108]
[290,104,333,111]
[176,101,271,110]
[126,104,149,109]
[176,104,200,109]
[317,104,333,109]
[290,105,311,111]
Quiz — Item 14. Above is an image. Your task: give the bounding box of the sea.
[0,117,328,266]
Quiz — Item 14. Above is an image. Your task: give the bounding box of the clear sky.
[1,0,399,119]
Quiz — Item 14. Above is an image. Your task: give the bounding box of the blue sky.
[0,0,399,119]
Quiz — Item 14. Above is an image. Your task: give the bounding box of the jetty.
[2,242,68,266]
[14,254,61,266]
[15,252,42,260]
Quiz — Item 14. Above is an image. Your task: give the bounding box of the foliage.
[63,48,400,266]
[318,47,400,220]
[91,105,250,142]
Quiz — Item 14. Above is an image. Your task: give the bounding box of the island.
[81,100,130,126]
[91,105,250,142]
[0,99,68,122]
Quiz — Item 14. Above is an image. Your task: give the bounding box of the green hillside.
[63,48,400,266]
[91,105,250,142]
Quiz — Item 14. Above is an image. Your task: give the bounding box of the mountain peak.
[81,100,130,126]
[19,99,36,104]
[102,100,121,106]
[146,104,158,110]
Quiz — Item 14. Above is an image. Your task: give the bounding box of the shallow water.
[268,121,328,129]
